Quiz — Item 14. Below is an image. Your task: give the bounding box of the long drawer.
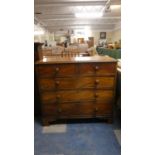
[42,102,112,117]
[36,63,116,78]
[40,90,114,103]
[38,77,115,91]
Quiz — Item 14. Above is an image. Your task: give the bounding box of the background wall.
[91,28,121,45]
[34,24,121,46]
[111,28,121,43]
[91,31,113,45]
[34,32,54,43]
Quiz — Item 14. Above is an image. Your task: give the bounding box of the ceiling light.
[110,5,121,9]
[75,12,103,18]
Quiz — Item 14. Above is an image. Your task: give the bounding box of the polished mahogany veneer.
[35,55,117,126]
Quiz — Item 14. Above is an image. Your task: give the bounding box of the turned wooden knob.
[55,81,60,85]
[55,67,59,72]
[95,79,99,84]
[95,108,98,112]
[95,66,99,71]
[94,93,98,98]
[56,95,60,99]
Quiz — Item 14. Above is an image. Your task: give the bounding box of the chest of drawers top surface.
[35,55,117,64]
[35,56,117,78]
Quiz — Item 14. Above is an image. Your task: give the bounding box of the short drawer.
[77,77,115,89]
[59,102,113,117]
[38,77,115,91]
[36,64,76,77]
[38,78,80,91]
[79,63,116,76]
[41,90,114,103]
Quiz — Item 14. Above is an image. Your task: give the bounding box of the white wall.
[91,31,114,45]
[34,24,121,46]
[34,24,54,43]
[34,31,54,43]
[111,28,121,43]
[90,28,121,45]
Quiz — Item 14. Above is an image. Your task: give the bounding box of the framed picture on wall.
[100,32,106,39]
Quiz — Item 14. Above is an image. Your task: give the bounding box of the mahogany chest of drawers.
[35,56,117,126]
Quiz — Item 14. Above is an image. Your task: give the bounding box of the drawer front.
[38,78,55,91]
[77,77,115,89]
[38,77,115,91]
[37,64,76,77]
[42,102,94,117]
[42,102,112,117]
[59,102,94,116]
[41,90,114,103]
[42,103,58,116]
[95,103,113,116]
[79,63,116,76]
[38,78,79,91]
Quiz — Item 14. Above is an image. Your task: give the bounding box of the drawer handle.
[94,93,98,98]
[55,67,59,72]
[55,81,60,85]
[95,108,98,112]
[95,66,99,70]
[95,80,99,84]
[56,95,60,99]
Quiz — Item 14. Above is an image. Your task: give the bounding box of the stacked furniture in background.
[41,44,95,57]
